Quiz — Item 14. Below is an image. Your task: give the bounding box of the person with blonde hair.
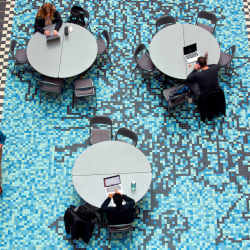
[34,3,62,36]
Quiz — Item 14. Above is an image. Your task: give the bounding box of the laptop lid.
[46,34,60,42]
[183,43,197,55]
[104,175,121,187]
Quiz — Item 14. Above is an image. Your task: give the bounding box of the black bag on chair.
[64,205,98,243]
[197,87,226,122]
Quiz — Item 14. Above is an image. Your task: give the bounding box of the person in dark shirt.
[101,191,135,225]
[187,53,220,98]
[34,3,62,36]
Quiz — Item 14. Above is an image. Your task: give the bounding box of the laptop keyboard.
[106,185,121,193]
[186,52,198,59]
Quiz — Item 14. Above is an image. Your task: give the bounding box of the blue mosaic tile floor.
[0,0,249,249]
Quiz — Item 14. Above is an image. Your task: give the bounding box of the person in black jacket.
[101,191,135,225]
[187,53,220,98]
[34,3,62,36]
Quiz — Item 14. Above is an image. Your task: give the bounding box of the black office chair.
[156,15,176,32]
[97,30,111,63]
[38,76,64,103]
[68,5,90,28]
[89,116,112,145]
[10,40,28,72]
[195,11,217,34]
[115,127,138,146]
[219,45,237,78]
[72,78,96,109]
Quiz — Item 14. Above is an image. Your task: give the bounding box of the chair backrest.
[10,40,17,57]
[71,6,89,18]
[102,30,110,47]
[197,11,217,24]
[156,15,176,31]
[115,127,138,146]
[39,80,62,94]
[230,45,236,57]
[134,44,147,63]
[90,116,112,127]
[226,45,236,68]
[69,6,89,26]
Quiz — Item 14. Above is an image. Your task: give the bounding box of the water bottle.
[131,181,136,192]
[64,26,69,36]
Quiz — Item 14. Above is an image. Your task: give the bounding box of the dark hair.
[113,193,123,207]
[197,55,208,68]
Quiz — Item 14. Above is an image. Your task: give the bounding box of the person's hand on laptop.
[44,30,50,36]
[53,30,58,36]
[194,63,201,70]
[108,193,113,199]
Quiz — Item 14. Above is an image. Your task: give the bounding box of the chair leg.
[39,91,42,104]
[106,52,112,64]
[108,231,111,243]
[72,92,76,109]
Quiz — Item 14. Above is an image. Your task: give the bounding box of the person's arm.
[122,195,135,208]
[54,11,62,31]
[187,70,198,83]
[101,197,111,209]
[34,17,44,34]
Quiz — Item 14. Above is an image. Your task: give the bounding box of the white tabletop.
[27,26,63,78]
[27,23,97,78]
[149,23,220,79]
[72,141,152,207]
[59,23,97,78]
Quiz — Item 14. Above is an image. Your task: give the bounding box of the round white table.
[27,23,97,78]
[72,141,152,208]
[149,23,220,79]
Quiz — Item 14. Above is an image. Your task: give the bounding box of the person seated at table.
[34,3,62,36]
[186,53,220,99]
[101,191,136,225]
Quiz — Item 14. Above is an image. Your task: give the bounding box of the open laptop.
[183,43,199,63]
[104,175,123,195]
[46,33,60,42]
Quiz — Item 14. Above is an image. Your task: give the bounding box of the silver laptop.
[183,43,199,63]
[104,175,123,195]
[46,34,60,42]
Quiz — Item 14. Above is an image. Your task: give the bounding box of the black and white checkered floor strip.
[243,0,250,46]
[0,0,15,121]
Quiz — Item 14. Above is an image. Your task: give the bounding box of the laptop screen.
[183,43,197,55]
[104,175,121,187]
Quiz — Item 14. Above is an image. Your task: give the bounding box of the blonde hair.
[37,3,56,19]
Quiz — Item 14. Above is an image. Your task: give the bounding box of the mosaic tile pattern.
[0,0,249,249]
